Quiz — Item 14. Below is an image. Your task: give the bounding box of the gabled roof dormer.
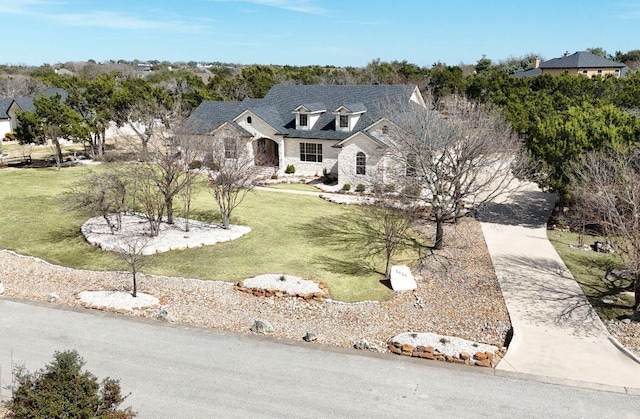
[292,102,326,130]
[332,103,366,132]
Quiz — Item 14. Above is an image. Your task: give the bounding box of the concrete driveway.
[480,183,640,391]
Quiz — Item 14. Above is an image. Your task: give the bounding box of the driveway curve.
[480,182,640,391]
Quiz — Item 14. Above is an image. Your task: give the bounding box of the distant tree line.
[4,48,640,200]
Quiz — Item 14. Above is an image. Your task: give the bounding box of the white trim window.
[299,113,308,127]
[356,152,366,175]
[339,114,349,129]
[300,142,322,162]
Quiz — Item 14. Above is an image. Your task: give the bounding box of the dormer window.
[382,125,389,134]
[247,116,252,124]
[339,115,349,129]
[293,103,325,130]
[333,103,365,132]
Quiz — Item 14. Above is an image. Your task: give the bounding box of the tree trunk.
[100,128,106,155]
[634,278,640,312]
[385,254,392,279]
[434,218,444,250]
[222,213,230,230]
[53,138,63,170]
[132,269,137,298]
[166,198,174,224]
[184,199,191,232]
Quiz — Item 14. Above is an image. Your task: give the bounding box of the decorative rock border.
[234,280,328,301]
[387,339,506,368]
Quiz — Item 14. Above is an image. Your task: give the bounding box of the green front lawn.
[548,229,634,320]
[0,166,421,302]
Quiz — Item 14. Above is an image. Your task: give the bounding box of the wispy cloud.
[0,1,209,33]
[211,0,326,15]
[0,0,66,14]
[49,11,205,32]
[615,2,640,19]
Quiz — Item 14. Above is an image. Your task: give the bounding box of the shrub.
[188,160,203,170]
[285,164,295,174]
[5,132,15,141]
[384,183,396,193]
[342,183,351,191]
[402,185,422,198]
[8,350,136,418]
[355,184,365,193]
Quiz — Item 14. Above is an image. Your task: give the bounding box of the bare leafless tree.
[363,199,420,279]
[64,169,129,234]
[137,135,202,225]
[206,137,256,229]
[310,199,422,279]
[384,96,524,249]
[572,148,640,312]
[128,164,166,237]
[0,75,42,97]
[115,234,151,298]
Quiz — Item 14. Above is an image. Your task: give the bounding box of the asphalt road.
[1,298,639,418]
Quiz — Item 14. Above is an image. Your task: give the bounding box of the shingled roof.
[0,98,14,119]
[539,51,626,69]
[185,84,419,141]
[14,97,34,112]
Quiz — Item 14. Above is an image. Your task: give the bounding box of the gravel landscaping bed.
[0,218,510,352]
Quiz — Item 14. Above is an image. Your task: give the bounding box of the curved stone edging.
[234,281,328,301]
[387,339,506,368]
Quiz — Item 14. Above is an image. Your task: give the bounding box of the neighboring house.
[0,98,22,136]
[0,88,67,137]
[184,84,426,187]
[514,51,629,78]
[54,68,74,76]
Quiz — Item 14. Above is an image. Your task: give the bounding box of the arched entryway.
[253,138,279,167]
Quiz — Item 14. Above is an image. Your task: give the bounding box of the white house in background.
[0,98,22,137]
[0,88,66,138]
[184,84,426,187]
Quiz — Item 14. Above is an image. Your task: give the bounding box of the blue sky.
[3,0,640,67]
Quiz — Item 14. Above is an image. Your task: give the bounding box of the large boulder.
[390,265,417,291]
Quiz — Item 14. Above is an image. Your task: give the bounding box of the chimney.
[534,58,541,69]
[563,51,570,57]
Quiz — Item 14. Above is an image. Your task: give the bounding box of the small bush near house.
[188,160,203,170]
[402,185,422,198]
[342,183,351,191]
[384,184,396,193]
[8,349,136,418]
[5,132,16,141]
[285,164,295,174]
[355,184,365,193]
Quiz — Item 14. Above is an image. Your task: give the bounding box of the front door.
[254,138,278,167]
